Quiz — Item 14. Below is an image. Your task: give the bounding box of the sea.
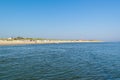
[0,42,120,80]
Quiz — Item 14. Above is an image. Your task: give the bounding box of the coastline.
[0,40,102,45]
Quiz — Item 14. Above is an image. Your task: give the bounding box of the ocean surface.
[0,42,120,80]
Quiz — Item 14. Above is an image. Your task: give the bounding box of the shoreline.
[0,40,103,45]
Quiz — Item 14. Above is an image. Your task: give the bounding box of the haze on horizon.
[0,0,120,41]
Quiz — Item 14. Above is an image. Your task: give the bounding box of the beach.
[0,40,102,45]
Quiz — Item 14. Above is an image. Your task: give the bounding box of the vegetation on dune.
[0,37,102,42]
[0,37,47,40]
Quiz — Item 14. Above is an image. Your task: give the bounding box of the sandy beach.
[0,40,102,45]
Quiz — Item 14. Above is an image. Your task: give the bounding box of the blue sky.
[0,0,120,41]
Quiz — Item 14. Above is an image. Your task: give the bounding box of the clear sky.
[0,0,120,41]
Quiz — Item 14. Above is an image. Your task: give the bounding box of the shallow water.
[0,42,120,80]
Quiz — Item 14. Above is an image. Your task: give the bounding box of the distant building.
[8,37,12,40]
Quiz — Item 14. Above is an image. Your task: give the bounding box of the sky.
[0,0,120,41]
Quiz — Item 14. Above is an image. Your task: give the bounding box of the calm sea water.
[0,42,120,80]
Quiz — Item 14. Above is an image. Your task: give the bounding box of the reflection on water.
[0,42,120,80]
